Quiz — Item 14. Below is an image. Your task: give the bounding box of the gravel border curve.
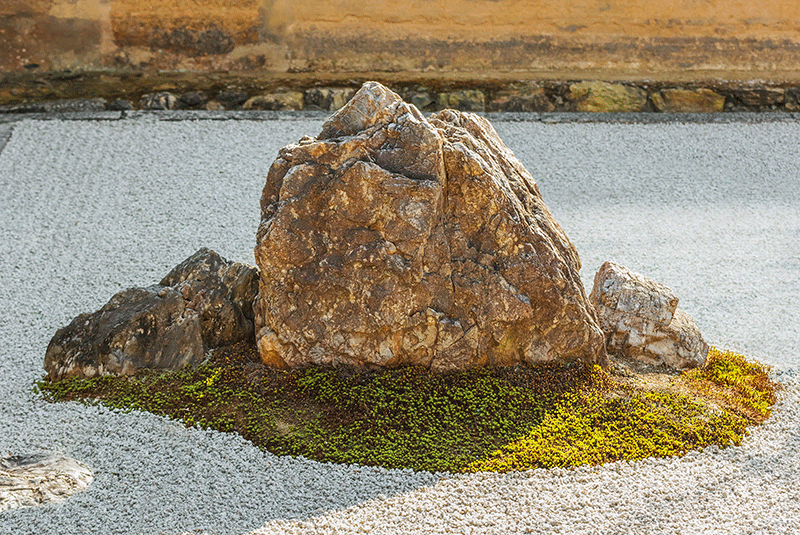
[0,114,797,535]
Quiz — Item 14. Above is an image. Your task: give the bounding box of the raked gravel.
[0,115,798,534]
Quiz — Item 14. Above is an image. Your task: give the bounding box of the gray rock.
[216,90,250,109]
[0,454,93,512]
[44,248,258,381]
[403,87,436,111]
[43,98,109,113]
[108,99,134,111]
[138,92,178,110]
[44,284,204,381]
[589,261,708,369]
[160,248,259,349]
[179,91,208,109]
[0,98,108,114]
[304,87,358,111]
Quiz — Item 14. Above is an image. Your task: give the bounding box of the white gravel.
[0,115,798,534]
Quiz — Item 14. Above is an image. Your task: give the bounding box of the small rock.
[437,89,486,111]
[205,100,224,111]
[138,92,178,110]
[0,454,93,512]
[589,261,708,369]
[179,91,208,109]
[243,92,305,111]
[567,82,647,112]
[44,248,259,381]
[403,87,436,111]
[489,87,554,112]
[730,86,784,109]
[108,99,134,111]
[785,87,800,111]
[651,88,725,113]
[304,87,357,111]
[216,90,250,109]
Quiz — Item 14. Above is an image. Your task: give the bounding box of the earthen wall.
[3,0,800,80]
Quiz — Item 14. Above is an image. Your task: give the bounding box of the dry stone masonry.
[253,81,607,372]
[589,261,708,369]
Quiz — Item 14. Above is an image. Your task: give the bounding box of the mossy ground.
[36,345,780,473]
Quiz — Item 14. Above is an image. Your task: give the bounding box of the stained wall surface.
[3,0,800,80]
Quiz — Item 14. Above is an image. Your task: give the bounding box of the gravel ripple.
[0,115,797,534]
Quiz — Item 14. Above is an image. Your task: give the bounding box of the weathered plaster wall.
[3,0,800,80]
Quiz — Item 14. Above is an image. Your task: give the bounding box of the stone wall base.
[2,71,799,113]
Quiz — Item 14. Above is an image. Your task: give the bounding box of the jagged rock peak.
[254,81,607,372]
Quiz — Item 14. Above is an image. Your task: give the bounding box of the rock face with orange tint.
[253,82,606,372]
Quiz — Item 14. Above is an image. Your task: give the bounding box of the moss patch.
[35,344,779,473]
[683,347,781,423]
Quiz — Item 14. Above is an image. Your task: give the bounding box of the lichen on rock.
[44,248,258,381]
[589,261,708,369]
[254,81,607,372]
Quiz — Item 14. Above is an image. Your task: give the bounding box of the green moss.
[683,347,780,422]
[35,344,779,473]
[468,365,748,472]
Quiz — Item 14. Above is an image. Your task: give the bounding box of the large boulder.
[45,248,258,381]
[253,81,606,372]
[589,261,708,369]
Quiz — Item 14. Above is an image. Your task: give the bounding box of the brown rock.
[567,81,647,112]
[589,261,708,369]
[304,88,357,111]
[44,248,258,381]
[785,87,800,111]
[731,86,784,109]
[138,92,178,110]
[253,81,606,372]
[651,88,725,113]
[489,87,555,112]
[243,92,305,111]
[437,89,486,112]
